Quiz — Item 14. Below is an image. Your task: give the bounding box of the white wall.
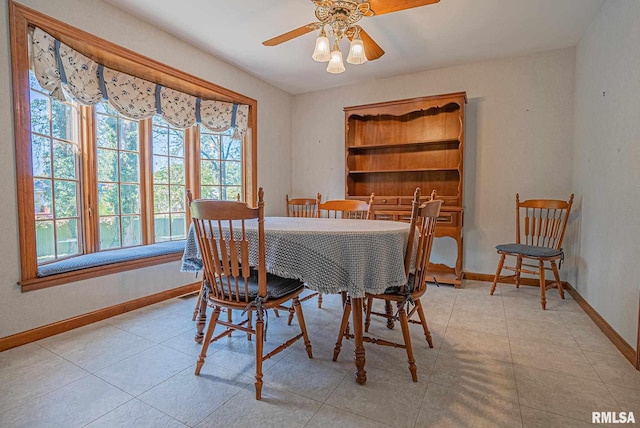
[0,0,293,338]
[570,0,640,347]
[292,48,576,276]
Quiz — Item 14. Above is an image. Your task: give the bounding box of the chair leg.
[333,296,352,361]
[273,309,280,318]
[364,297,373,332]
[551,260,565,299]
[195,306,221,375]
[254,315,264,400]
[195,292,209,344]
[287,305,295,326]
[385,299,395,330]
[397,301,418,382]
[247,310,253,341]
[539,260,547,310]
[192,284,204,321]
[293,297,313,358]
[490,254,505,295]
[414,299,434,348]
[317,293,323,308]
[514,256,523,288]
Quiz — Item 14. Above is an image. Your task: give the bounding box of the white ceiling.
[103,0,603,95]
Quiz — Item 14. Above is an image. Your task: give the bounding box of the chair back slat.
[287,193,321,218]
[411,198,443,295]
[516,194,574,250]
[318,193,375,219]
[190,189,267,304]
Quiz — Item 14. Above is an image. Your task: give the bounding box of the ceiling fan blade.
[262,24,317,46]
[367,0,440,16]
[349,26,385,61]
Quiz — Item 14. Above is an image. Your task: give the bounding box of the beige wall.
[0,0,293,337]
[570,0,640,347]
[291,48,576,275]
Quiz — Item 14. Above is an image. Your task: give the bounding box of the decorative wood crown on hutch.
[344,92,467,286]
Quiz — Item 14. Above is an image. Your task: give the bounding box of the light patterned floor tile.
[85,399,187,427]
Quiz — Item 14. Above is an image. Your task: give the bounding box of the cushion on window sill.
[37,240,186,277]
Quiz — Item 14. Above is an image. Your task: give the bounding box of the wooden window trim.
[9,1,258,291]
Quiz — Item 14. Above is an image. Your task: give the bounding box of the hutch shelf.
[344,92,467,287]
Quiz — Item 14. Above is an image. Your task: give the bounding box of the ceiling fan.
[263,0,441,73]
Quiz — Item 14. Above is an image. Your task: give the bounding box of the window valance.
[30,27,249,139]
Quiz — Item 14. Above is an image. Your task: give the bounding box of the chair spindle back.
[516,194,574,250]
[286,193,322,218]
[318,193,375,219]
[190,188,267,304]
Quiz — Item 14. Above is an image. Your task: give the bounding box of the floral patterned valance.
[30,27,249,139]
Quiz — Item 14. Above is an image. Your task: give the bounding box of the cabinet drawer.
[373,197,398,206]
[436,211,460,227]
[373,212,397,221]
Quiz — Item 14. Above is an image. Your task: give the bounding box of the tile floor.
[1,280,639,427]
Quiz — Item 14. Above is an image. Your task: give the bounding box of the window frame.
[9,1,258,291]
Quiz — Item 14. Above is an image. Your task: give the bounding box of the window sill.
[20,241,186,292]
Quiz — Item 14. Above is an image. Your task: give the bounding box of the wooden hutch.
[344,92,467,287]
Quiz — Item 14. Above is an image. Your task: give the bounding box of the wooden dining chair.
[333,188,442,382]
[191,188,313,400]
[490,194,574,309]
[286,193,321,217]
[282,193,324,323]
[317,193,375,219]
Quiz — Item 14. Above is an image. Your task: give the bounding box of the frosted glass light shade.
[346,38,368,64]
[312,34,331,62]
[327,48,345,74]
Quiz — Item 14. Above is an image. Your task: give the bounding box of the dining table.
[180,216,414,385]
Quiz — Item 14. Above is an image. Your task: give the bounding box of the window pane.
[34,178,53,220]
[222,161,242,185]
[51,99,76,141]
[30,90,50,135]
[200,134,219,159]
[170,213,186,240]
[225,186,241,202]
[154,184,170,213]
[120,119,138,151]
[169,129,184,157]
[154,214,170,242]
[121,215,141,247]
[121,184,140,215]
[97,148,118,182]
[221,137,242,161]
[32,135,52,177]
[54,180,78,218]
[119,152,139,183]
[169,158,184,184]
[99,216,121,249]
[97,114,117,149]
[98,183,119,215]
[56,219,78,257]
[53,141,77,180]
[153,156,169,184]
[170,185,185,212]
[35,220,55,262]
[153,129,168,156]
[201,186,220,199]
[200,160,219,185]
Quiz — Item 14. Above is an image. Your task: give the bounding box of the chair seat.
[212,271,305,301]
[496,243,562,258]
[378,274,417,296]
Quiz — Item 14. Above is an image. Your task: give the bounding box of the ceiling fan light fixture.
[312,28,331,62]
[346,36,367,65]
[326,42,345,74]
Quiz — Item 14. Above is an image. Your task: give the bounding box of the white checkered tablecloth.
[181,216,414,298]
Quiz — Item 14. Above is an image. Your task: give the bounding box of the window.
[152,116,186,242]
[11,3,257,290]
[29,71,82,263]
